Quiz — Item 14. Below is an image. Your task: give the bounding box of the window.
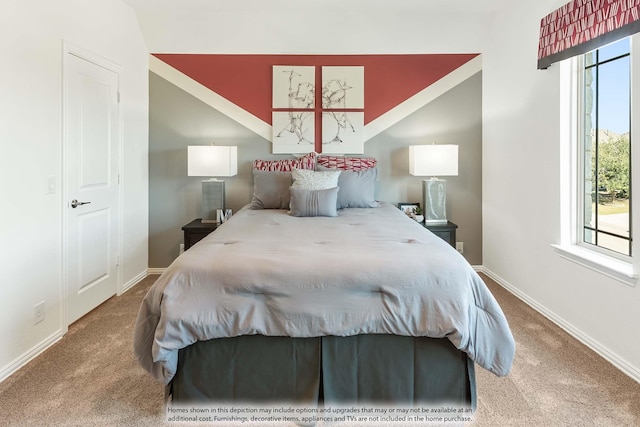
[579,38,632,258]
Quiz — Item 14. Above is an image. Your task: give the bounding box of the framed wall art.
[272,111,315,154]
[271,65,365,154]
[321,66,364,109]
[272,65,315,109]
[321,111,364,154]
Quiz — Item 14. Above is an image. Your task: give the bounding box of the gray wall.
[367,72,483,264]
[149,71,482,267]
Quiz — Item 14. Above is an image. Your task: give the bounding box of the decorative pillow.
[317,155,377,171]
[289,187,339,217]
[317,164,379,209]
[249,170,292,209]
[291,168,341,190]
[253,152,316,172]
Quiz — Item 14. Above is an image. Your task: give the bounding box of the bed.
[133,156,515,410]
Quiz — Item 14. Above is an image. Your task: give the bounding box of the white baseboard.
[0,330,63,384]
[1,269,150,385]
[120,269,148,295]
[478,266,640,384]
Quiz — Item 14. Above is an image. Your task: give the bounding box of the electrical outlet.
[456,242,464,254]
[35,302,45,324]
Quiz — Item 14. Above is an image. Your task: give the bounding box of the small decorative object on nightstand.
[182,219,218,250]
[423,221,458,248]
[412,206,425,223]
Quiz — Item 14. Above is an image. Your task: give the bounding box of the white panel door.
[65,52,120,324]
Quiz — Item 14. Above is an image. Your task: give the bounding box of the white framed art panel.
[321,111,364,154]
[321,66,364,109]
[272,66,315,109]
[272,111,315,154]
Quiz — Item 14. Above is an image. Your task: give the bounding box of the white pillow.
[291,168,341,190]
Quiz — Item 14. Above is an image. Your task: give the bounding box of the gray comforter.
[134,203,515,384]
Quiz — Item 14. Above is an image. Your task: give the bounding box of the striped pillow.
[253,152,316,172]
[317,155,377,171]
[289,187,339,217]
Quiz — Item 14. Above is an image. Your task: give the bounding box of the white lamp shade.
[188,146,238,177]
[409,145,458,177]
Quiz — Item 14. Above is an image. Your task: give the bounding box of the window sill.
[552,244,637,287]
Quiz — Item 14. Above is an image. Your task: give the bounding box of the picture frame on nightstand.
[397,202,420,216]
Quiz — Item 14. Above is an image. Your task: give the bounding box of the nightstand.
[423,221,457,248]
[182,219,218,250]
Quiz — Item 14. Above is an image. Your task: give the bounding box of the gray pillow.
[250,170,292,209]
[289,187,339,217]
[317,164,379,209]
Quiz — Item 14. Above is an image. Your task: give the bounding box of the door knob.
[70,199,91,208]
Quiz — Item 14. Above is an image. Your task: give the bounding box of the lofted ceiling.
[122,0,510,53]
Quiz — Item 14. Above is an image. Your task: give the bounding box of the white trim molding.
[364,55,482,141]
[120,269,148,295]
[150,54,483,144]
[552,244,637,287]
[478,266,640,384]
[0,331,63,384]
[149,55,271,140]
[1,268,151,384]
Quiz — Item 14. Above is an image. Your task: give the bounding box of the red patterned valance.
[538,0,640,69]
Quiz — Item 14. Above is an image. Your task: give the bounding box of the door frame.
[61,40,124,330]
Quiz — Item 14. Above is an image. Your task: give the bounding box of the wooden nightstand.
[182,219,218,250]
[423,221,457,248]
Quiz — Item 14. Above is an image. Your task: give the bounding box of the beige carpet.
[0,273,638,426]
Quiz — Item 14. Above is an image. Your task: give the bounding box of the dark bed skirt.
[169,334,476,409]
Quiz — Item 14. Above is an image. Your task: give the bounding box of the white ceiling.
[122,0,510,53]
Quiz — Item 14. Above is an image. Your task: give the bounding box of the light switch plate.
[46,175,56,194]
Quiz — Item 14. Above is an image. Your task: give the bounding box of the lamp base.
[423,178,447,224]
[202,179,225,224]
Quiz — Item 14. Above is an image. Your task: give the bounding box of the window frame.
[575,41,632,261]
[554,36,638,287]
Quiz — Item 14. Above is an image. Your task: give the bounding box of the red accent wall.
[153,54,479,125]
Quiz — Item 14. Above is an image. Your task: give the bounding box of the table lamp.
[409,144,458,224]
[188,145,237,223]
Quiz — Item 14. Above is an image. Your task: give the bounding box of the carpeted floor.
[0,273,638,426]
[472,277,640,426]
[0,276,164,427]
